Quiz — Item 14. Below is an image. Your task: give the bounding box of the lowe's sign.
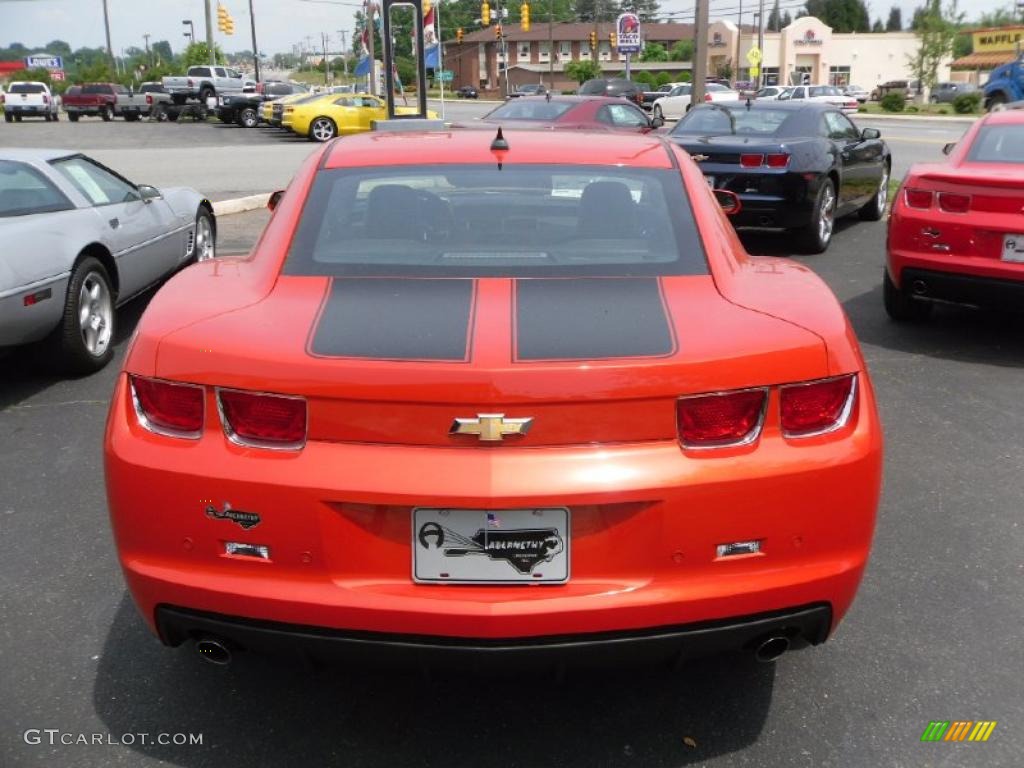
[25,54,64,70]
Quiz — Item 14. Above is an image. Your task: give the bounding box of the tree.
[716,58,733,80]
[767,0,781,32]
[803,0,870,33]
[575,0,618,22]
[619,0,660,23]
[907,0,962,93]
[639,42,668,62]
[565,59,602,83]
[952,32,971,58]
[182,42,225,67]
[781,11,792,26]
[886,6,902,31]
[669,40,694,61]
[152,40,174,64]
[872,19,884,32]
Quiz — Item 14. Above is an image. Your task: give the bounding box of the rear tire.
[3,113,12,123]
[101,105,113,121]
[986,93,1007,112]
[238,107,258,128]
[68,112,79,122]
[796,178,836,254]
[199,87,215,103]
[653,104,663,121]
[166,110,179,122]
[42,257,116,374]
[859,163,889,221]
[309,116,337,142]
[188,208,216,263]
[883,270,933,322]
[53,111,60,121]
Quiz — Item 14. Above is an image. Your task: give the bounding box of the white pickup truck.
[161,66,255,105]
[2,81,60,122]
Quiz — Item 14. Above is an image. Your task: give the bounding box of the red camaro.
[466,94,664,133]
[105,129,882,666]
[886,109,1024,320]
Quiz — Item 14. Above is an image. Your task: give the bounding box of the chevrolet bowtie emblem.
[690,153,709,162]
[450,413,534,442]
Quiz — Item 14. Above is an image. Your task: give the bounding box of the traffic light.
[588,30,597,50]
[609,31,616,48]
[481,1,490,25]
[217,3,235,35]
[457,27,464,43]
[520,3,530,32]
[495,23,502,40]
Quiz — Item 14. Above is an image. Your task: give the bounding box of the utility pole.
[102,0,114,69]
[204,0,215,65]
[366,6,376,95]
[338,30,349,75]
[692,0,708,105]
[249,0,261,82]
[756,0,765,88]
[734,0,742,83]
[143,33,151,67]
[548,0,554,88]
[322,32,331,85]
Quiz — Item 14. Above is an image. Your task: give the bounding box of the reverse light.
[740,154,764,168]
[130,375,205,438]
[937,192,970,213]
[904,188,933,209]
[217,388,307,449]
[780,374,857,437]
[677,388,768,448]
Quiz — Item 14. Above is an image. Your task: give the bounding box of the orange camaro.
[105,129,882,667]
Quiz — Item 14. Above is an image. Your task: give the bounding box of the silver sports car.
[0,149,215,373]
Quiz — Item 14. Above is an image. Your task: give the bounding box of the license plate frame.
[412,508,570,584]
[1001,234,1024,263]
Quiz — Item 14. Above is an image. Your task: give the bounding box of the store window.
[829,65,851,87]
[580,42,592,60]
[559,41,572,60]
[599,41,611,61]
[519,42,531,60]
[762,67,779,86]
[539,41,551,62]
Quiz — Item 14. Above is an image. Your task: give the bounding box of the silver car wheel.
[78,273,113,357]
[311,117,336,142]
[193,214,215,261]
[819,183,836,244]
[876,167,889,213]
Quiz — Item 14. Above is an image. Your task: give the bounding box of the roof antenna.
[545,90,551,102]
[746,96,752,110]
[490,126,509,151]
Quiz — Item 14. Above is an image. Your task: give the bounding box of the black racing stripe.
[311,278,474,361]
[515,278,675,361]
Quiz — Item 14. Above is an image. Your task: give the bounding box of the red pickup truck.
[62,83,147,122]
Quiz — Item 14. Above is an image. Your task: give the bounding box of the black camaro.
[668,101,891,253]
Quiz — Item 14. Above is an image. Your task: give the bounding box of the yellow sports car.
[265,92,320,127]
[284,93,438,142]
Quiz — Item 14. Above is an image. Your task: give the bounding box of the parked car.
[139,82,174,120]
[929,81,978,104]
[62,83,148,122]
[0,149,216,373]
[104,128,882,667]
[668,101,891,253]
[2,82,59,122]
[462,95,664,133]
[884,109,1024,320]
[983,56,1024,110]
[870,79,921,101]
[755,85,789,100]
[842,85,870,103]
[217,81,308,127]
[162,66,255,105]
[651,82,739,120]
[508,83,547,98]
[778,85,859,114]
[578,78,645,107]
[456,85,478,99]
[641,82,687,111]
[284,92,437,141]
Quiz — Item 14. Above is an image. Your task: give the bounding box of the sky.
[0,0,1014,58]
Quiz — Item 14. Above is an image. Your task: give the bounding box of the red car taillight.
[43,94,49,104]
[677,388,768,448]
[146,94,153,105]
[704,93,713,102]
[904,188,933,209]
[765,153,790,168]
[218,389,307,448]
[739,154,763,168]
[780,375,857,437]
[130,376,205,438]
[937,192,970,213]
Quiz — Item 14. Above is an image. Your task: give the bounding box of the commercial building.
[951,26,1024,84]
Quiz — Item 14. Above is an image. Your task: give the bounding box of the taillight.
[218,389,307,449]
[130,375,205,438]
[677,388,767,448]
[739,154,764,168]
[937,192,970,213]
[146,94,153,104]
[904,188,933,209]
[704,93,713,102]
[43,94,49,104]
[765,153,790,168]
[780,375,856,438]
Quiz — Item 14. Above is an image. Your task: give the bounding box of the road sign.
[616,13,641,54]
[748,66,760,78]
[50,70,66,81]
[746,46,762,65]
[25,54,63,70]
[438,70,454,82]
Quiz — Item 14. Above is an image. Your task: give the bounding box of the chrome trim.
[780,374,858,439]
[677,386,770,450]
[112,223,192,260]
[129,375,205,440]
[215,387,308,451]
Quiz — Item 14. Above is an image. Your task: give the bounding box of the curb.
[212,193,270,216]
[855,112,977,124]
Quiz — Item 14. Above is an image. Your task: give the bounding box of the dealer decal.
[417,521,563,575]
[205,502,260,530]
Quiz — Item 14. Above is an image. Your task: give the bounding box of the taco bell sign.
[616,13,641,54]
[25,54,64,70]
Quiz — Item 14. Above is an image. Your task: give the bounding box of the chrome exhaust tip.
[754,635,790,663]
[195,637,232,666]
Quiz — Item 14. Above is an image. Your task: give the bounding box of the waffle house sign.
[972,27,1024,53]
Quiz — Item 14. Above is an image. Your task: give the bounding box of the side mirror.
[861,127,881,140]
[650,115,665,129]
[942,142,956,155]
[713,189,742,216]
[267,189,285,212]
[137,184,162,203]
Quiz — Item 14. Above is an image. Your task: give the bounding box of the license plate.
[706,175,716,189]
[413,508,569,584]
[1002,234,1024,262]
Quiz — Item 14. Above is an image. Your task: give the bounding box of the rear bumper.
[897,267,1024,311]
[156,603,832,664]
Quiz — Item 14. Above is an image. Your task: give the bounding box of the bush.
[952,91,982,114]
[938,108,949,114]
[633,70,655,87]
[880,92,905,112]
[906,105,918,113]
[564,59,602,84]
[655,71,673,87]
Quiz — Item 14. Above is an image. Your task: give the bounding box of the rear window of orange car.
[284,164,708,278]
[968,125,1024,164]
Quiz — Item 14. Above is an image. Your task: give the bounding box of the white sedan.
[778,85,860,114]
[651,83,739,120]
[754,86,789,100]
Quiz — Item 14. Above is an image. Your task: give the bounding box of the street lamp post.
[183,19,195,45]
[102,0,114,69]
[248,0,261,82]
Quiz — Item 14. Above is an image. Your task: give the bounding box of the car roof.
[504,94,631,104]
[0,148,76,163]
[704,100,838,111]
[322,129,675,170]
[981,109,1024,125]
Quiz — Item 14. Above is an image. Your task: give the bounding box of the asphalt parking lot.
[2,194,1021,766]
